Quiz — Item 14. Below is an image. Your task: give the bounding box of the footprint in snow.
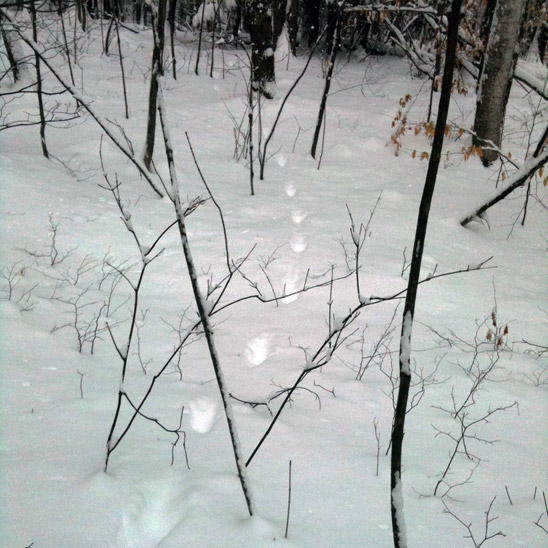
[277,154,287,167]
[244,334,274,367]
[285,183,297,197]
[291,208,308,224]
[188,397,219,434]
[290,232,308,253]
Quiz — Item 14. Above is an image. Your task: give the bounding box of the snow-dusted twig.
[443,497,506,547]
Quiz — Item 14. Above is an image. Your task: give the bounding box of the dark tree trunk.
[232,0,242,39]
[30,0,49,159]
[272,0,287,49]
[304,0,320,46]
[143,0,167,170]
[390,1,462,547]
[310,3,341,159]
[169,0,177,79]
[324,0,338,57]
[245,0,275,99]
[473,0,526,165]
[287,0,299,55]
[539,25,548,64]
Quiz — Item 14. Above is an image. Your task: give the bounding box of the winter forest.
[0,0,547,546]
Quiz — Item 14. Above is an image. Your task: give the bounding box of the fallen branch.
[460,141,548,227]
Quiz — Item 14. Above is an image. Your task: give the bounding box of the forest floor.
[1,18,547,548]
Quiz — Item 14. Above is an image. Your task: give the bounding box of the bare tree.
[390,1,462,547]
[143,0,167,171]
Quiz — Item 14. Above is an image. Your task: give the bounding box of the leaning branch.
[0,9,164,198]
[514,64,548,102]
[156,82,255,517]
[460,146,548,227]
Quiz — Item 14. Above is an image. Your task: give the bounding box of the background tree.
[473,0,526,165]
[143,0,167,171]
[244,0,275,99]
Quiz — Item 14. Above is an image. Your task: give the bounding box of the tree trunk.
[169,0,177,79]
[30,0,49,159]
[245,0,275,99]
[303,0,320,47]
[143,0,167,171]
[390,1,462,547]
[473,0,526,165]
[272,0,287,50]
[310,2,341,159]
[287,0,299,55]
[1,12,22,82]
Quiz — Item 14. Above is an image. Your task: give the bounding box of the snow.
[392,472,408,548]
[1,12,547,548]
[193,2,218,29]
[400,310,413,375]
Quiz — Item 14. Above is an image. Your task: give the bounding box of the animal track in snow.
[244,334,273,367]
[290,232,308,253]
[284,183,297,197]
[188,397,218,433]
[291,208,308,224]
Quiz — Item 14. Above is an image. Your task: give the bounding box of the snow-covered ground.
[1,17,547,548]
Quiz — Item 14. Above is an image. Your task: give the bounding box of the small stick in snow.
[285,460,292,539]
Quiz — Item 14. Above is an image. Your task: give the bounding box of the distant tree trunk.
[169,0,177,79]
[231,0,242,39]
[30,0,49,159]
[245,0,275,99]
[194,0,206,75]
[390,2,462,547]
[272,0,287,49]
[324,0,338,56]
[519,0,545,56]
[310,2,341,159]
[143,0,167,171]
[304,0,320,46]
[473,0,526,165]
[1,12,22,82]
[475,0,496,95]
[287,0,299,55]
[539,25,548,64]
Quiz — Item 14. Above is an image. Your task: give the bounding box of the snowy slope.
[1,16,547,548]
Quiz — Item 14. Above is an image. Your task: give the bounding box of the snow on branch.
[460,147,548,227]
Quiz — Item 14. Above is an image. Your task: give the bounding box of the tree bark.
[143,0,167,171]
[390,1,462,547]
[473,0,526,165]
